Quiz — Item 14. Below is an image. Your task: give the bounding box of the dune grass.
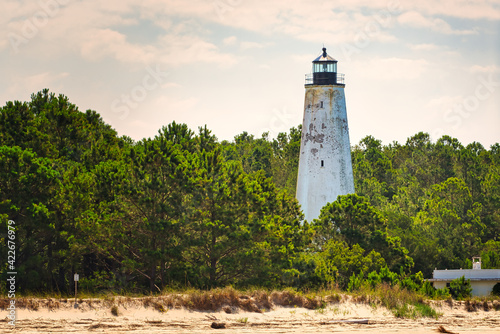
[2,284,498,318]
[351,283,442,319]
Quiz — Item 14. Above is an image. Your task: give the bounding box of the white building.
[428,258,500,296]
[296,47,355,222]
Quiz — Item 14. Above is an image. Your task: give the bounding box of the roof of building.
[431,268,500,280]
[313,47,337,62]
[427,278,500,282]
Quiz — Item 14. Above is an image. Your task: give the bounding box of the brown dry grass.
[110,305,119,316]
[0,287,371,314]
[0,299,8,309]
[15,298,40,310]
[2,285,498,318]
[269,290,324,309]
[465,299,478,312]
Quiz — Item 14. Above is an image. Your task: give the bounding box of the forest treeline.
[1,90,499,295]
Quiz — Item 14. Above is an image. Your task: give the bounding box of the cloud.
[291,54,314,64]
[355,57,429,80]
[3,0,237,67]
[126,0,499,43]
[157,33,237,67]
[240,41,267,50]
[5,0,491,69]
[1,71,70,104]
[136,0,500,24]
[426,95,465,111]
[80,28,155,64]
[161,82,182,88]
[405,0,500,20]
[469,65,500,74]
[409,43,441,51]
[223,36,237,45]
[79,26,238,67]
[397,11,477,35]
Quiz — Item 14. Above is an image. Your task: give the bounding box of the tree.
[77,126,192,292]
[449,276,472,299]
[0,146,65,291]
[119,130,190,292]
[481,165,500,241]
[315,194,386,249]
[314,194,413,272]
[313,240,385,289]
[0,89,124,167]
[182,146,304,288]
[413,178,485,273]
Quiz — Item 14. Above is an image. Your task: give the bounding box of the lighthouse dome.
[313,47,337,62]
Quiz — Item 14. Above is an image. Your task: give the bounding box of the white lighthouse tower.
[296,47,355,221]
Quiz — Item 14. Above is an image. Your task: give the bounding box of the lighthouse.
[296,47,355,221]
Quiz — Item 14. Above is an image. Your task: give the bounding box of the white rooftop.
[430,268,500,281]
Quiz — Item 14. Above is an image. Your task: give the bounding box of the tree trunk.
[150,261,156,293]
[210,226,217,288]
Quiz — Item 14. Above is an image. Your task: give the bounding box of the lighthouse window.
[320,101,323,108]
[321,160,324,167]
[313,62,337,73]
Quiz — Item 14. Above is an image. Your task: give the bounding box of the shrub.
[420,281,436,298]
[367,271,381,289]
[347,273,363,292]
[492,283,500,296]
[393,302,440,319]
[379,266,399,286]
[400,276,419,291]
[449,276,472,300]
[435,287,451,299]
[465,299,477,312]
[369,284,441,319]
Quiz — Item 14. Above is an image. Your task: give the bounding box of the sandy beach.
[2,295,499,334]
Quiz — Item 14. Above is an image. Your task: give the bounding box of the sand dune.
[2,296,499,333]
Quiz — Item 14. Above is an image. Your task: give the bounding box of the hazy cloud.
[469,64,500,74]
[398,11,477,35]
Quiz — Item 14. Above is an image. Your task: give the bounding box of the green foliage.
[492,283,500,296]
[358,283,441,319]
[449,276,472,300]
[293,240,385,289]
[0,90,499,295]
[420,281,451,299]
[222,127,301,197]
[181,146,304,288]
[347,272,363,292]
[393,302,440,319]
[479,240,500,269]
[0,145,66,291]
[376,266,400,286]
[314,194,414,273]
[353,133,499,276]
[420,281,436,297]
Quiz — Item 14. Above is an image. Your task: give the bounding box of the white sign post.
[74,273,79,306]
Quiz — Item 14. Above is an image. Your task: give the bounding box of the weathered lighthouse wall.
[296,85,355,221]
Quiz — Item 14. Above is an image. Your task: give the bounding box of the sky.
[1,0,500,148]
